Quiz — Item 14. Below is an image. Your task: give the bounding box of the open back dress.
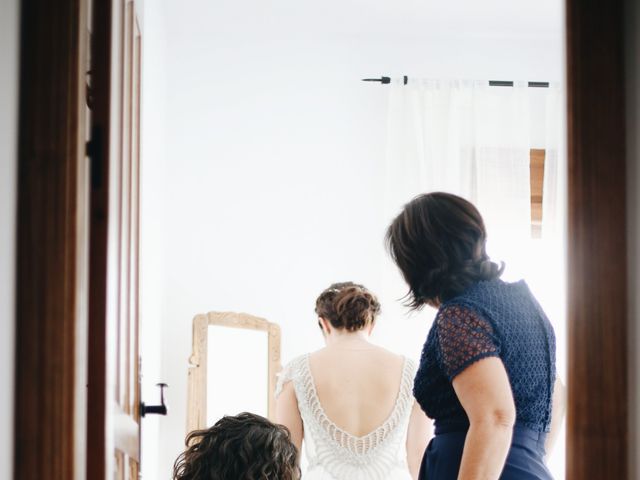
[276,353,416,480]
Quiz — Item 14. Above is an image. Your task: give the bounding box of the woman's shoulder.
[366,347,417,381]
[449,278,538,311]
[383,347,416,367]
[444,278,500,301]
[281,353,309,375]
[310,345,414,380]
[371,344,404,358]
[437,278,525,316]
[275,354,309,398]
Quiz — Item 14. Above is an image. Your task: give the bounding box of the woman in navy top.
[386,192,564,480]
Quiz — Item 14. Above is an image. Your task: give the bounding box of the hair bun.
[315,282,381,332]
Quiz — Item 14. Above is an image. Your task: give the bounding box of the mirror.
[186,312,282,434]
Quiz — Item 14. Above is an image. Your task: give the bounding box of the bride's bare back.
[309,343,405,437]
[275,282,431,479]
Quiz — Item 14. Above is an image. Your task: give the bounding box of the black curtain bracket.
[362,76,391,84]
[364,77,550,88]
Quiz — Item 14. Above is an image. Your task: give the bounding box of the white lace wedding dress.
[275,354,416,480]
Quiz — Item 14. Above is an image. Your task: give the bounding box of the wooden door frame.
[86,0,114,477]
[14,0,90,478]
[565,0,629,478]
[13,0,633,478]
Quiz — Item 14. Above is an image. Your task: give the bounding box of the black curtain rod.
[361,76,550,88]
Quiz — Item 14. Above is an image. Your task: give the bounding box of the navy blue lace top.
[414,278,556,433]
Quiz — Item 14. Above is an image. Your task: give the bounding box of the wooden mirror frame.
[186,312,282,434]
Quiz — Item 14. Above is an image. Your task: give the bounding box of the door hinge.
[86,125,103,189]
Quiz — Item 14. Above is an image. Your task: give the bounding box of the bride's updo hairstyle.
[386,192,504,309]
[315,282,381,332]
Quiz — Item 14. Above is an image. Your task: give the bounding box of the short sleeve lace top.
[413,279,556,433]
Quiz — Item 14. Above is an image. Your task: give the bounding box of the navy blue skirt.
[419,425,553,479]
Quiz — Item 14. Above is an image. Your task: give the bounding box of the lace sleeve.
[274,358,298,399]
[435,305,500,381]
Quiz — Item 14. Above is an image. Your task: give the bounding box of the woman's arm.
[275,381,304,455]
[405,401,432,480]
[453,357,516,480]
[545,376,566,455]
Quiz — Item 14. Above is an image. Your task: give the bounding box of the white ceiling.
[165,0,563,41]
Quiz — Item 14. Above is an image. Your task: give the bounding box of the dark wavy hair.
[172,412,300,480]
[386,192,503,308]
[315,282,381,332]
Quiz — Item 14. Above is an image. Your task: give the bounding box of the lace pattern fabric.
[436,304,501,380]
[276,354,416,480]
[413,279,556,433]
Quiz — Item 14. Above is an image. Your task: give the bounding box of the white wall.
[0,0,19,478]
[625,0,640,477]
[139,1,168,479]
[142,1,564,476]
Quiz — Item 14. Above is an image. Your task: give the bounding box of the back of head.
[315,282,381,332]
[386,192,503,308]
[173,412,299,480]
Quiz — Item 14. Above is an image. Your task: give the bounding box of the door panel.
[88,0,143,478]
[113,1,142,478]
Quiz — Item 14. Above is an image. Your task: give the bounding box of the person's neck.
[324,331,371,349]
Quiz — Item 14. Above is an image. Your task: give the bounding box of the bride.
[276,282,431,480]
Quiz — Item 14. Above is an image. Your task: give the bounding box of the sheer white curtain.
[384,79,475,214]
[383,78,567,479]
[473,82,532,278]
[383,77,566,311]
[384,79,532,277]
[530,85,567,478]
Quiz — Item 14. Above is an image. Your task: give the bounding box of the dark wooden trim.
[14,0,85,478]
[566,0,628,477]
[86,0,113,477]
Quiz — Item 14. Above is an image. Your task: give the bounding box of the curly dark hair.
[172,412,300,480]
[386,192,503,308]
[315,282,381,332]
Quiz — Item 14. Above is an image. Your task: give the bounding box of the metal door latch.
[140,383,168,417]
